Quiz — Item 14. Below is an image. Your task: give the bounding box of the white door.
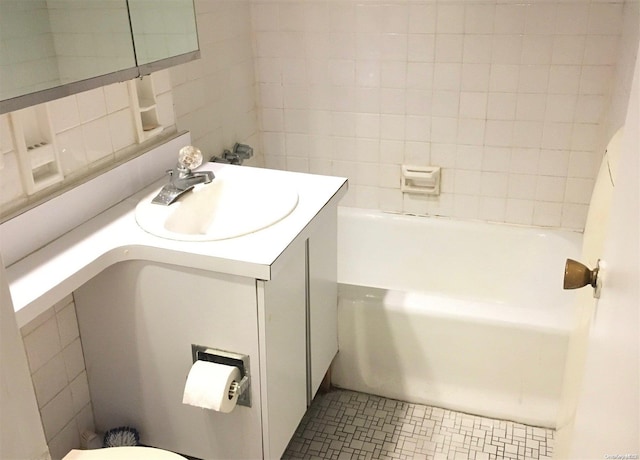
[565,42,640,456]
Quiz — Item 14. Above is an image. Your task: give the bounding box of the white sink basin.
[135,170,299,241]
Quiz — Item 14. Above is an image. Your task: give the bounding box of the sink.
[135,170,299,241]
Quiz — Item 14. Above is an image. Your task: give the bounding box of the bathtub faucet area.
[211,142,254,165]
[152,145,214,205]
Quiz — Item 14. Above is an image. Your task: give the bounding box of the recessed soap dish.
[401,165,441,195]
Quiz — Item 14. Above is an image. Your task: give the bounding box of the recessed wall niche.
[0,70,175,221]
[128,75,164,143]
[9,105,64,195]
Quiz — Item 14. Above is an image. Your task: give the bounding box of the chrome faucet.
[152,146,214,206]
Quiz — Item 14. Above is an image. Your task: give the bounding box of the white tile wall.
[250,0,635,231]
[20,295,94,460]
[169,0,261,166]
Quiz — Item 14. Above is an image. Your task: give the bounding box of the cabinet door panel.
[308,205,339,396]
[258,239,307,460]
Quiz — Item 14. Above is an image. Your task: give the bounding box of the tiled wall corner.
[170,0,262,168]
[20,295,94,460]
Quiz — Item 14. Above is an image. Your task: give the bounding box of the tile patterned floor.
[283,390,553,460]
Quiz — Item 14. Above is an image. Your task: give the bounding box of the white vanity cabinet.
[4,134,347,460]
[74,201,340,460]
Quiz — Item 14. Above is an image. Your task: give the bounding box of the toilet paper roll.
[182,360,241,413]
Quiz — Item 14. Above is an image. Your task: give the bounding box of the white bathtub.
[332,208,582,428]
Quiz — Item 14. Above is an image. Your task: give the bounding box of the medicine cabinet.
[0,0,199,114]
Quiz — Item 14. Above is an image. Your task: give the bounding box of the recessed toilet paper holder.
[191,345,251,408]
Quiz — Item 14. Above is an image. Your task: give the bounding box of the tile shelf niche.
[9,105,64,195]
[4,73,164,203]
[128,75,164,143]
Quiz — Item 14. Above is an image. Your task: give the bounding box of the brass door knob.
[564,259,601,298]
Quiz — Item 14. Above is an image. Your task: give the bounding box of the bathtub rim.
[338,206,584,237]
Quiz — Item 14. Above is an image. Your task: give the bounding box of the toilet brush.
[103,426,140,447]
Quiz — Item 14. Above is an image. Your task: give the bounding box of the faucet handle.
[178,145,203,170]
[233,143,253,160]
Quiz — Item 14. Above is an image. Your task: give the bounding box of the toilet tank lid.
[63,447,187,460]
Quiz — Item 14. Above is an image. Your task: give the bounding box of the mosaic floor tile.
[283,390,553,460]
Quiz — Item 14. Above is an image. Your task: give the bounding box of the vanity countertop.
[5,158,347,328]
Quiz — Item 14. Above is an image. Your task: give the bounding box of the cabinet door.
[257,239,307,460]
[308,204,339,397]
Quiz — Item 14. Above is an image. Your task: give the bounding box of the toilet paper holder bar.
[191,345,251,408]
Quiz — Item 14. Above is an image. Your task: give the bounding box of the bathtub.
[332,207,582,428]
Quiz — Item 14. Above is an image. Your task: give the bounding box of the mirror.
[0,0,199,114]
[128,0,199,67]
[0,0,136,102]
